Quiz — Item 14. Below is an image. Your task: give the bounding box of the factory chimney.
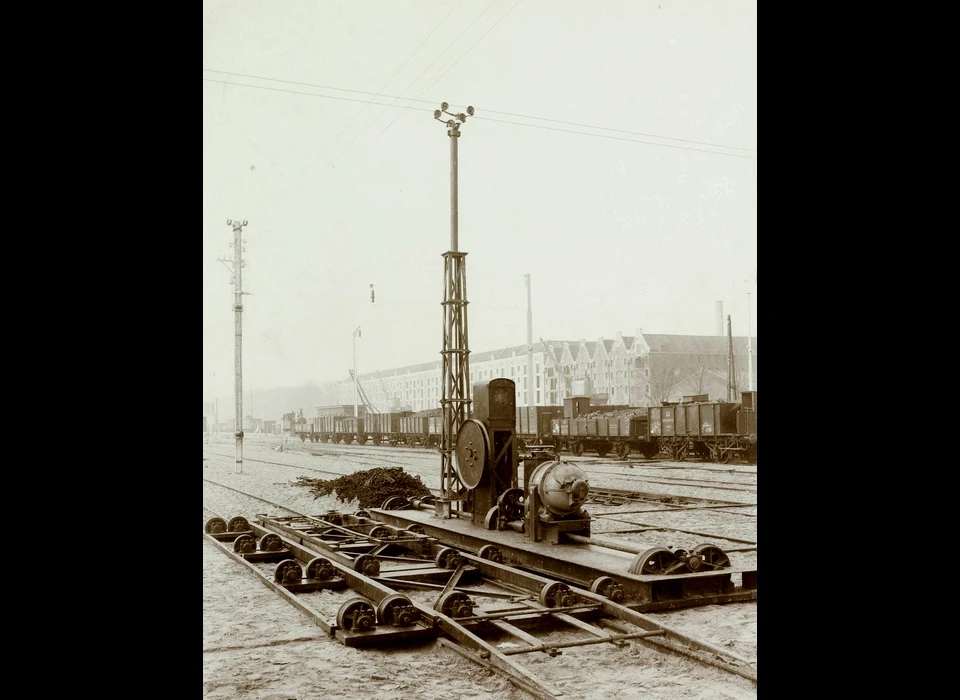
[716,301,724,336]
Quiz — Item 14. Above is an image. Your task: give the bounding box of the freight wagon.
[550,413,658,459]
[650,392,757,463]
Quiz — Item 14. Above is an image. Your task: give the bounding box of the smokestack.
[716,301,724,336]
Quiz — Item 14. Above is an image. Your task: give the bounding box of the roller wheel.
[539,581,577,608]
[337,598,377,632]
[381,496,410,510]
[589,576,626,603]
[233,534,257,554]
[377,594,416,627]
[629,547,683,575]
[354,510,370,519]
[435,547,462,570]
[258,534,283,552]
[353,554,380,577]
[691,543,732,570]
[405,524,426,535]
[305,557,336,580]
[435,591,474,618]
[478,544,504,563]
[204,517,227,534]
[274,559,303,585]
[227,517,250,532]
[369,526,392,539]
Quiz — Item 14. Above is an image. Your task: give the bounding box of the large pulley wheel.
[337,598,377,632]
[455,419,491,490]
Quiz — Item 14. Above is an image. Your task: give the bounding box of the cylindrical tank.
[528,460,589,516]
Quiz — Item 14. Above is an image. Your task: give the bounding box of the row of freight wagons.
[291,413,443,447]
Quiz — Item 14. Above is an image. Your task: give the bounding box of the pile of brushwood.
[295,467,432,509]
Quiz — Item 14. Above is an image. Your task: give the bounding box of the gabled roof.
[642,334,757,355]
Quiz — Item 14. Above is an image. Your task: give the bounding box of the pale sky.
[202,0,757,403]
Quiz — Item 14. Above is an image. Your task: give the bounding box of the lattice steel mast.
[434,102,474,518]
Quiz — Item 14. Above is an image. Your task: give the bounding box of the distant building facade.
[318,329,757,411]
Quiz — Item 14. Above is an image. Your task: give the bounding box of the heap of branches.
[294,467,432,509]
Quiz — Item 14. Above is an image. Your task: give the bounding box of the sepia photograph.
[203,2,757,698]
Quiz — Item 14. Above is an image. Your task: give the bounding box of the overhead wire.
[352,0,524,158]
[202,66,755,153]
[201,78,755,159]
[329,0,501,164]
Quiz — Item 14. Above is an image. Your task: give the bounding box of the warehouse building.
[317,329,757,412]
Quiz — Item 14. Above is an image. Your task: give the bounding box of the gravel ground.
[203,434,757,699]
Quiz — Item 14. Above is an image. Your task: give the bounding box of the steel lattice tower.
[435,103,475,517]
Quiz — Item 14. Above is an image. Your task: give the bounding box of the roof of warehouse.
[356,333,756,382]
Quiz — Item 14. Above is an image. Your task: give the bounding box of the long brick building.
[317,329,757,412]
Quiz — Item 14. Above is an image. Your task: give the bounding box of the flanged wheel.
[381,496,410,510]
[573,441,586,456]
[589,575,626,603]
[477,544,503,563]
[377,593,417,627]
[405,524,426,535]
[539,581,577,608]
[227,516,250,532]
[353,554,380,577]
[204,517,227,534]
[305,557,336,580]
[435,591,474,618]
[629,547,683,575]
[691,543,731,570]
[337,598,377,632]
[483,506,500,530]
[274,559,303,585]
[258,534,283,552]
[233,534,257,554]
[497,488,525,521]
[435,547,462,570]
[615,442,630,460]
[369,526,392,539]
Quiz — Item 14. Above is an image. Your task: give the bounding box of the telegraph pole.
[525,274,534,406]
[434,102,474,518]
[219,219,247,473]
[726,315,737,402]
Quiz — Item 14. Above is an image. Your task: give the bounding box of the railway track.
[202,485,757,699]
[207,447,757,500]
